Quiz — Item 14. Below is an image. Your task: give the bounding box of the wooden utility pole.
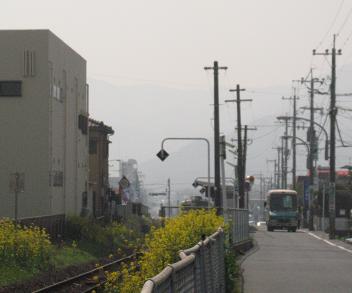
[277,116,290,189]
[240,125,257,183]
[313,35,342,239]
[267,159,277,188]
[225,87,252,208]
[282,90,300,190]
[167,178,171,218]
[273,147,282,188]
[301,69,324,231]
[204,61,227,213]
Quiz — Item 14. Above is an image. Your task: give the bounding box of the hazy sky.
[3,0,352,88]
[3,0,352,185]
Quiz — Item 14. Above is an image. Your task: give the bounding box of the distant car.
[257,221,266,227]
[249,220,256,226]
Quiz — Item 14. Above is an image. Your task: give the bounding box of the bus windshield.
[270,194,297,212]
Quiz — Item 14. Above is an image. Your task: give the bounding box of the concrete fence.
[141,228,225,293]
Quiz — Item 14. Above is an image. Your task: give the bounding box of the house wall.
[89,128,110,217]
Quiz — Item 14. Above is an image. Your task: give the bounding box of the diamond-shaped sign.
[119,176,130,189]
[156,149,169,161]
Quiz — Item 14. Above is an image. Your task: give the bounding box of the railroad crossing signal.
[156,149,169,161]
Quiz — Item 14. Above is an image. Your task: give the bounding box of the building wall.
[48,32,88,216]
[0,30,50,218]
[89,126,111,217]
[0,30,88,219]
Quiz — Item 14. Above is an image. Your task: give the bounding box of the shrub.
[105,209,224,293]
[65,216,143,256]
[0,218,51,269]
[225,248,239,292]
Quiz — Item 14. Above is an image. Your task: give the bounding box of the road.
[242,227,352,293]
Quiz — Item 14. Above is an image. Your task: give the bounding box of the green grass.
[50,246,97,268]
[0,246,97,287]
[0,265,39,287]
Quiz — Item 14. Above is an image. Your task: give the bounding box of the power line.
[337,7,352,35]
[315,0,345,50]
[251,126,280,141]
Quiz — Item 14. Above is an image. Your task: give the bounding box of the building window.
[82,192,88,208]
[89,139,97,154]
[50,171,63,187]
[78,114,88,135]
[0,81,22,97]
[52,84,62,101]
[23,50,36,77]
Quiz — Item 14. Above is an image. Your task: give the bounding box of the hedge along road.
[242,226,352,293]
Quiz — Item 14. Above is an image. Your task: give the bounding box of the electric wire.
[337,6,352,36]
[315,0,345,50]
[251,126,280,141]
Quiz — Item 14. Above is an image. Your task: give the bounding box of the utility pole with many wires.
[277,116,290,189]
[273,147,282,188]
[204,61,227,213]
[301,69,324,231]
[282,90,300,190]
[313,34,342,239]
[225,86,252,208]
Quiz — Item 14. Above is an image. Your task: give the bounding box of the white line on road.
[307,232,352,254]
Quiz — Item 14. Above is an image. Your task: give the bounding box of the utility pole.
[220,135,228,216]
[282,90,300,190]
[277,116,290,189]
[225,84,252,209]
[284,117,289,189]
[301,69,324,231]
[292,91,297,190]
[243,125,248,184]
[267,159,277,188]
[240,125,257,184]
[243,126,248,209]
[225,87,252,208]
[242,126,256,208]
[273,147,282,188]
[167,178,171,218]
[313,35,342,239]
[204,61,227,213]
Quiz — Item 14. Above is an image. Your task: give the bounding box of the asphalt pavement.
[242,226,352,293]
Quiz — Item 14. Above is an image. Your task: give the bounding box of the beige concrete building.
[0,30,89,220]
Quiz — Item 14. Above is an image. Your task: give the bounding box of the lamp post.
[157,137,211,208]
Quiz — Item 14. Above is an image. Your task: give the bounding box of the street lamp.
[156,137,211,208]
[277,116,329,160]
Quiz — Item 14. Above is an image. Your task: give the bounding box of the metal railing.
[226,208,249,244]
[141,228,225,293]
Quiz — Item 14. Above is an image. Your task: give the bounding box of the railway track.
[32,253,137,293]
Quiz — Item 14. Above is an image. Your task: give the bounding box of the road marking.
[308,232,321,240]
[306,232,352,254]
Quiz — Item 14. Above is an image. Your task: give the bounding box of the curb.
[236,237,259,293]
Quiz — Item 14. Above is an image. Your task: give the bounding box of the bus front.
[266,190,298,232]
